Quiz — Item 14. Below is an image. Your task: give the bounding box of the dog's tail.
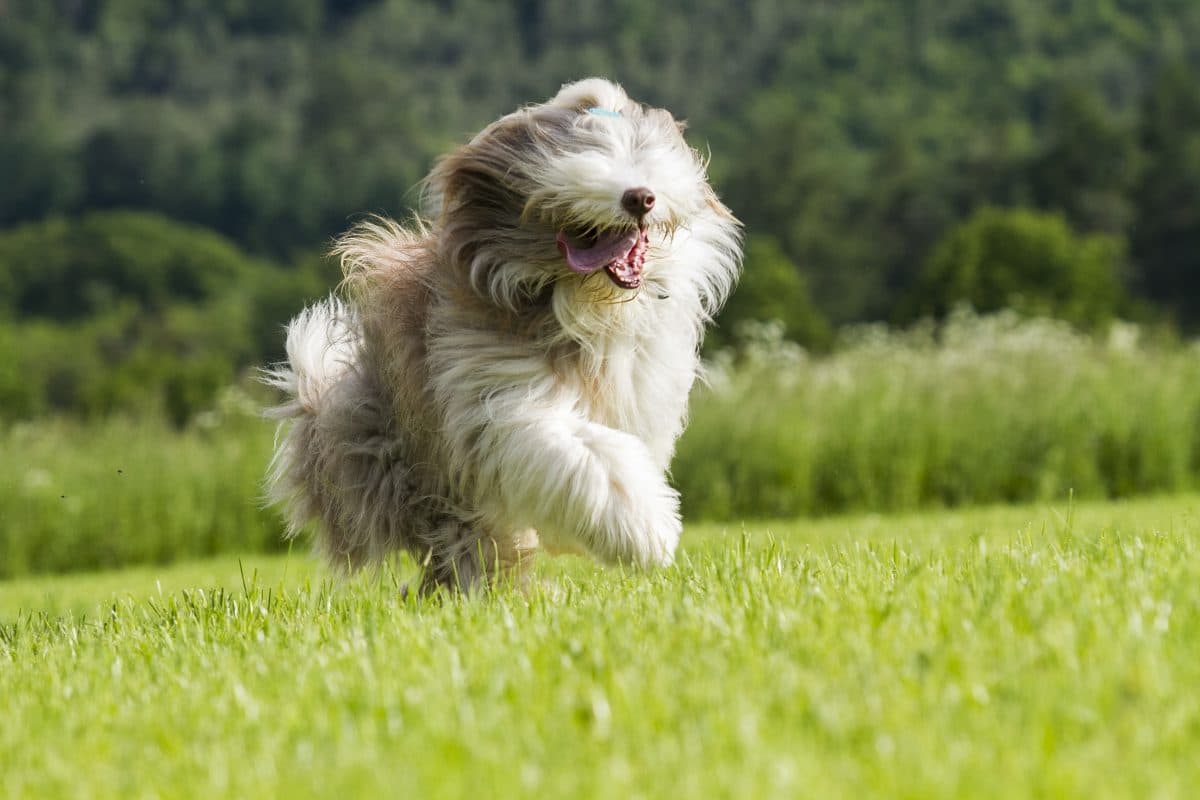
[263,298,360,422]
[264,298,406,569]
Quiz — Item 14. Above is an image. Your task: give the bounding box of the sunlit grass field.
[3,495,1198,799]
[6,312,1200,579]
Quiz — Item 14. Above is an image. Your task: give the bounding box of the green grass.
[5,312,1200,579]
[0,404,284,579]
[679,313,1200,518]
[3,495,1198,798]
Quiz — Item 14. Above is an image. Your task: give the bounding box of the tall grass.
[676,311,1200,519]
[4,311,1199,578]
[0,387,283,578]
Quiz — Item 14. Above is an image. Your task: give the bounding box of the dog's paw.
[574,424,682,567]
[619,485,681,567]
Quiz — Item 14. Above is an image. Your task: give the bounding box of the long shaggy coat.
[266,78,742,593]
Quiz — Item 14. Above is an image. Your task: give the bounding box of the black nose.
[621,187,656,219]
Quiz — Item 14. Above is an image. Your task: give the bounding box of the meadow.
[4,312,1199,577]
[0,389,282,578]
[679,312,1200,518]
[2,495,1198,798]
[3,313,1199,797]
[5,4,1199,795]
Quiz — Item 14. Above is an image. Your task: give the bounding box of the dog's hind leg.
[266,300,420,570]
[415,522,538,596]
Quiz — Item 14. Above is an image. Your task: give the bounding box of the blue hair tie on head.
[586,107,622,118]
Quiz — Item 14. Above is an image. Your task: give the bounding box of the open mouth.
[555,227,649,289]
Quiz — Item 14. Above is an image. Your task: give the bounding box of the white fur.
[266,78,742,593]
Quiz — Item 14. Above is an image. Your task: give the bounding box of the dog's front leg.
[440,377,682,567]
[496,409,682,566]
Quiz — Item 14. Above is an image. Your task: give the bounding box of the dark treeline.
[2,0,1200,419]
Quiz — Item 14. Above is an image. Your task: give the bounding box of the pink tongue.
[556,230,640,274]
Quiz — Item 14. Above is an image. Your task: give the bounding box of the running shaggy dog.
[266,78,742,594]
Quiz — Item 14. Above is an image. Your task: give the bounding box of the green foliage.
[676,312,1200,520]
[2,1,1200,327]
[1131,60,1200,324]
[0,392,282,579]
[711,235,831,351]
[2,499,1199,797]
[0,212,336,422]
[901,208,1125,327]
[0,212,261,319]
[6,313,1200,579]
[1029,84,1140,235]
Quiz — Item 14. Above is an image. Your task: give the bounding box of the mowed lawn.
[2,497,1199,799]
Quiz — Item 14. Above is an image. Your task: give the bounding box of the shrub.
[676,311,1200,519]
[901,208,1126,328]
[0,387,284,578]
[0,212,336,423]
[711,235,831,350]
[0,212,263,320]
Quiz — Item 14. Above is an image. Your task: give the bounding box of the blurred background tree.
[1131,61,1200,325]
[0,212,335,422]
[901,208,1125,328]
[0,0,1198,421]
[710,235,831,352]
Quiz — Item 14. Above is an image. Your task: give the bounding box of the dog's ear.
[426,105,580,224]
[425,113,567,312]
[426,116,531,221]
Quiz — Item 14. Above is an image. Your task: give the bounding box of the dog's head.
[426,78,740,320]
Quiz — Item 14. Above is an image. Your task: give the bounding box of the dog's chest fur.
[559,308,698,469]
